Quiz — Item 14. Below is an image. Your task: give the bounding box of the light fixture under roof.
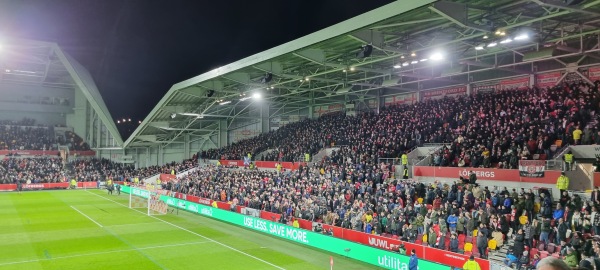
[487,42,498,48]
[514,33,529,41]
[420,58,428,62]
[219,100,231,105]
[500,38,512,44]
[411,60,418,64]
[410,52,417,57]
[483,35,489,39]
[475,45,485,50]
[402,62,409,67]
[429,52,444,61]
[393,64,401,69]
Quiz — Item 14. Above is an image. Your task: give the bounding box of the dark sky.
[0,0,394,137]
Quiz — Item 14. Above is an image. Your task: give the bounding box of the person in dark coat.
[513,229,525,258]
[476,231,488,258]
[449,234,459,253]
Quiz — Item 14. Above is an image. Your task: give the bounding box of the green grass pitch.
[0,189,377,270]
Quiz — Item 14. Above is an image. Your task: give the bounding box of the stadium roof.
[125,0,600,148]
[0,38,123,146]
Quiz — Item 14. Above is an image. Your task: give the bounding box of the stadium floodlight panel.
[219,100,232,105]
[252,92,262,99]
[180,113,202,117]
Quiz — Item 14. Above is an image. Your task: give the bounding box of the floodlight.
[402,62,409,67]
[500,38,512,44]
[117,120,120,124]
[253,92,262,99]
[483,35,489,39]
[429,52,444,61]
[411,60,418,64]
[475,45,485,50]
[393,64,401,69]
[411,52,417,57]
[170,114,176,119]
[219,100,231,105]
[128,118,131,122]
[514,34,529,41]
[349,67,355,71]
[420,58,428,62]
[487,42,498,48]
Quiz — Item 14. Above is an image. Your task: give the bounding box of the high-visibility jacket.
[564,154,573,163]
[463,260,481,270]
[304,153,310,162]
[403,168,409,177]
[557,175,569,190]
[401,154,408,165]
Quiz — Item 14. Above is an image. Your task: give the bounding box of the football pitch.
[0,189,376,270]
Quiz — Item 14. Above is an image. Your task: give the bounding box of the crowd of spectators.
[0,118,91,151]
[0,157,64,184]
[66,157,198,182]
[168,158,600,269]
[202,82,600,171]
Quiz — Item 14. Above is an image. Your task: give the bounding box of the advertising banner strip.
[123,186,448,270]
[0,150,95,156]
[412,166,560,184]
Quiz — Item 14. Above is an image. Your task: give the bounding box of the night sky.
[0,0,394,137]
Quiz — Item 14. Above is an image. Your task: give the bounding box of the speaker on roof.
[261,73,273,84]
[206,90,215,97]
[356,44,373,58]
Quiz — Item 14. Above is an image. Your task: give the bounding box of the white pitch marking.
[0,241,211,266]
[71,206,103,228]
[87,190,286,270]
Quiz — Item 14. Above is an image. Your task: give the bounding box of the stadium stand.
[0,118,91,151]
[174,81,600,269]
[204,82,599,169]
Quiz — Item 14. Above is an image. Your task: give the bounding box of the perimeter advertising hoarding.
[122,186,446,270]
[421,86,467,100]
[472,76,530,94]
[413,166,561,184]
[536,72,562,88]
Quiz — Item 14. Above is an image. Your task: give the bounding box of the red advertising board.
[422,85,467,100]
[384,93,417,106]
[473,76,530,94]
[413,166,560,184]
[0,182,72,190]
[536,72,562,88]
[588,66,600,81]
[500,76,530,90]
[160,174,176,181]
[0,150,95,156]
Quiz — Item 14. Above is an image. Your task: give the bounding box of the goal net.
[128,187,168,216]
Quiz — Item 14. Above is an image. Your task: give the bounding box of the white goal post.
[128,186,168,216]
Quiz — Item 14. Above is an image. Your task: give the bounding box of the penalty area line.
[87,190,287,270]
[71,206,103,228]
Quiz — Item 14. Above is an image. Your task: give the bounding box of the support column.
[184,134,191,160]
[260,103,270,133]
[218,120,228,147]
[466,84,472,96]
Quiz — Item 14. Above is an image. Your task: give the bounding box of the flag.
[519,160,545,178]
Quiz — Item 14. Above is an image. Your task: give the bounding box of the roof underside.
[126,0,600,148]
[0,39,123,146]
